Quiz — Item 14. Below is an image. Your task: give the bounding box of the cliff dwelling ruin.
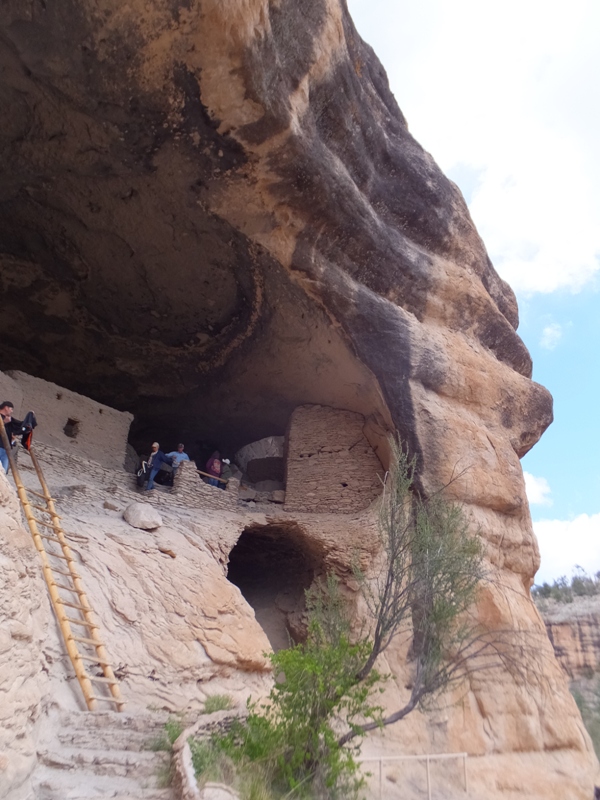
[227,522,324,651]
[0,1,598,799]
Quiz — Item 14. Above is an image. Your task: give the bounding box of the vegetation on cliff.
[190,440,495,798]
[533,569,600,605]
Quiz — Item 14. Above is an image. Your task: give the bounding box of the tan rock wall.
[546,617,600,679]
[540,598,600,679]
[0,370,133,471]
[7,438,383,715]
[283,405,384,514]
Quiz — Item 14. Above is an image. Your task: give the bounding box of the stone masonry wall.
[20,442,239,514]
[172,460,240,512]
[283,405,384,514]
[0,370,133,471]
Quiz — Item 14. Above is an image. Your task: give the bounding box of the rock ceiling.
[0,0,551,458]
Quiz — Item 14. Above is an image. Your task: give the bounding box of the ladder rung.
[65,616,97,628]
[51,568,82,579]
[39,532,61,543]
[55,598,88,611]
[31,503,61,518]
[88,675,119,685]
[36,520,86,542]
[88,695,125,704]
[70,635,106,646]
[51,582,83,593]
[25,488,49,500]
[44,551,71,561]
[30,503,50,513]
[32,518,60,530]
[78,654,111,666]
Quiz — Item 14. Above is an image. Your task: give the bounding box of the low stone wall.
[283,405,384,514]
[172,461,239,511]
[21,442,239,514]
[0,369,132,470]
[172,709,246,800]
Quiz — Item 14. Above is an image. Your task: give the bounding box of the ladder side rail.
[0,417,98,711]
[28,446,125,711]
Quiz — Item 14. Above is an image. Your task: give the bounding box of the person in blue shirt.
[166,443,190,473]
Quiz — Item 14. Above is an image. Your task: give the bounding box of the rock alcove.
[1,2,597,794]
[227,523,324,651]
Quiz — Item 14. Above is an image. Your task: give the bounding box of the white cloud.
[524,472,552,506]
[539,323,563,350]
[347,0,600,296]
[533,514,600,584]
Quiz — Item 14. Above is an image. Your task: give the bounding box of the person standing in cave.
[145,442,170,491]
[220,458,232,489]
[205,451,223,488]
[166,443,190,473]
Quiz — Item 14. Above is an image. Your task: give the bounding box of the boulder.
[123,502,162,531]
[235,438,286,474]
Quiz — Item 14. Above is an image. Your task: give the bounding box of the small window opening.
[56,392,62,400]
[64,418,80,438]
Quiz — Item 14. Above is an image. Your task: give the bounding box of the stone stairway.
[33,710,178,800]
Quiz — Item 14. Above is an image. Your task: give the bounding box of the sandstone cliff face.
[541,597,600,680]
[0,1,597,798]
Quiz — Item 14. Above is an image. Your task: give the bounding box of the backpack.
[136,460,149,487]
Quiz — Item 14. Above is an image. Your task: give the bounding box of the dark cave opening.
[227,523,323,651]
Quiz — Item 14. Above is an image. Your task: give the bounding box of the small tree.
[213,575,382,798]
[202,437,523,797]
[340,438,488,744]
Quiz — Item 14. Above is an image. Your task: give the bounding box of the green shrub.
[571,678,600,758]
[193,438,490,799]
[189,736,276,800]
[202,694,234,714]
[146,716,185,752]
[196,576,377,798]
[165,717,185,745]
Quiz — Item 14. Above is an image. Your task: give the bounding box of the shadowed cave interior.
[227,523,324,651]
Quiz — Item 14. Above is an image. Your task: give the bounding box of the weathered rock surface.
[0,1,597,798]
[123,501,163,531]
[539,596,600,679]
[0,0,546,457]
[0,471,50,800]
[33,709,175,800]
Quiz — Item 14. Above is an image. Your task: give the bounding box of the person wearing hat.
[166,443,190,473]
[146,442,170,491]
[220,458,233,488]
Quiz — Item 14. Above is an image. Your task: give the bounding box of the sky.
[347,0,600,584]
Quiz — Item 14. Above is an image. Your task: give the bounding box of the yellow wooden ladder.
[0,419,125,712]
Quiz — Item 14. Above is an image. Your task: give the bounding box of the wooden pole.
[196,469,228,484]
